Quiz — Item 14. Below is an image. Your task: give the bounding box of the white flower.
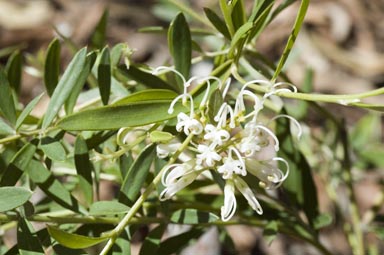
[214,103,235,128]
[221,179,237,221]
[239,122,279,156]
[245,157,289,189]
[217,147,246,179]
[176,112,203,135]
[156,139,182,158]
[196,144,222,167]
[233,176,263,215]
[160,161,200,200]
[203,124,230,146]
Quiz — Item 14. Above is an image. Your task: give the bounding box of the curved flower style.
[160,161,201,201]
[151,66,300,221]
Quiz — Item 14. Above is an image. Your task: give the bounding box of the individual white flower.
[160,161,200,200]
[196,144,222,167]
[245,157,289,189]
[221,179,237,221]
[217,147,246,179]
[176,112,203,135]
[203,124,230,146]
[233,176,263,215]
[214,103,235,128]
[239,122,279,155]
[156,139,182,158]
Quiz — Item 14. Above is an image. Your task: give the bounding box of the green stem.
[249,85,384,104]
[99,133,195,255]
[340,120,365,255]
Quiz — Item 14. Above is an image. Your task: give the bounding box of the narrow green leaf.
[47,225,109,249]
[75,135,94,206]
[44,38,61,97]
[17,218,45,255]
[168,13,192,86]
[98,47,111,105]
[170,209,219,224]
[40,136,66,161]
[139,224,166,255]
[110,43,126,66]
[42,47,88,130]
[204,8,231,39]
[114,89,177,106]
[15,93,44,130]
[208,89,224,123]
[229,21,253,57]
[157,228,204,255]
[27,160,80,212]
[277,112,319,226]
[89,200,130,216]
[247,1,274,42]
[0,68,17,125]
[272,0,309,81]
[0,117,15,135]
[91,9,109,49]
[58,100,185,131]
[5,50,23,94]
[0,141,37,186]
[230,0,246,31]
[0,187,31,212]
[64,51,96,115]
[119,144,156,206]
[115,65,177,92]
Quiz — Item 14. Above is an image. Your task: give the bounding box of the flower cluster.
[152,67,300,221]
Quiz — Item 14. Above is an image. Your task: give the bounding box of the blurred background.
[0,0,383,254]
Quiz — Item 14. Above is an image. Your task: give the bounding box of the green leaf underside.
[47,225,109,249]
[44,38,61,97]
[0,187,32,212]
[40,136,66,162]
[27,160,79,212]
[170,209,219,224]
[0,118,14,135]
[58,100,186,131]
[42,47,88,130]
[119,144,156,206]
[113,89,177,106]
[15,93,44,130]
[89,201,129,216]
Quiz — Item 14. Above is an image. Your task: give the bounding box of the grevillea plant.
[0,1,383,254]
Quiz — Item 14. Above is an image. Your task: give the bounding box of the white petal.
[234,177,263,215]
[221,180,237,221]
